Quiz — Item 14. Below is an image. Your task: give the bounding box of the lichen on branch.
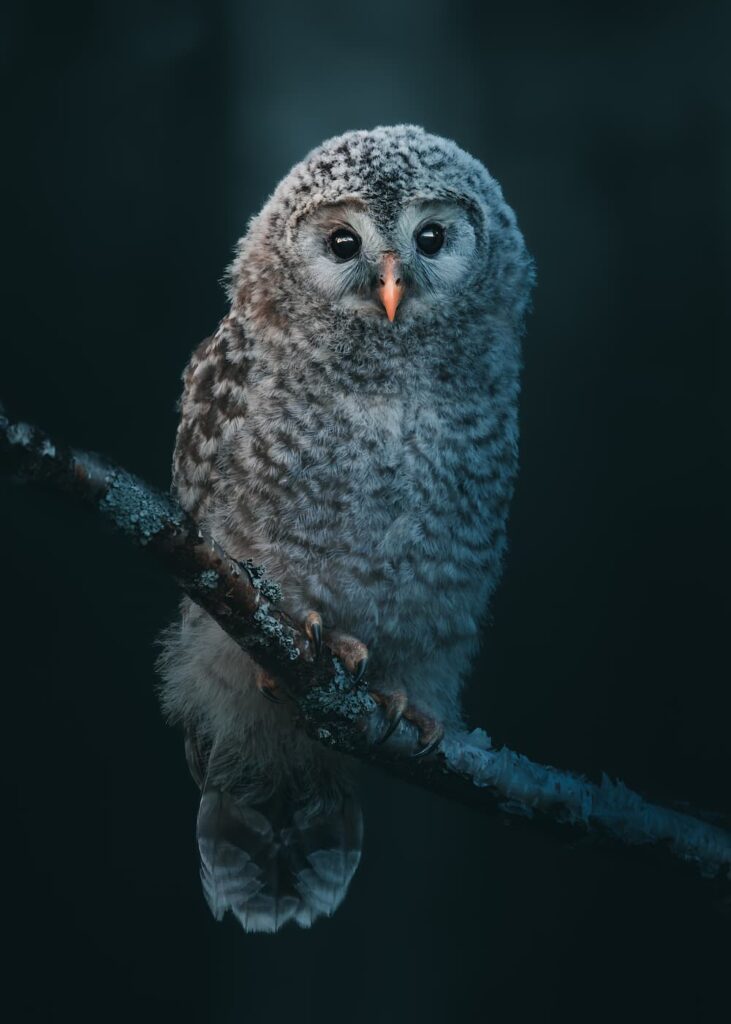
[1,403,729,884]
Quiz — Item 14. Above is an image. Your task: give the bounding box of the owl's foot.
[256,668,288,704]
[325,629,369,684]
[300,611,369,684]
[370,689,445,759]
[405,705,445,759]
[371,688,409,744]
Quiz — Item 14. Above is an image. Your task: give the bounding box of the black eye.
[415,222,444,255]
[329,229,361,260]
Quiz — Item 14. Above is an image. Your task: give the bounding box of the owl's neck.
[236,300,509,400]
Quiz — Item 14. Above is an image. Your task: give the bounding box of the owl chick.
[158,125,534,933]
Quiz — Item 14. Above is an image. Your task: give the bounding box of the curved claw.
[320,629,369,687]
[370,688,408,747]
[259,685,287,705]
[411,726,444,760]
[376,707,404,746]
[304,611,323,658]
[256,669,288,705]
[310,620,322,657]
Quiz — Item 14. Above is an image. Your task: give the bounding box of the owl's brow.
[307,198,370,227]
[404,196,474,221]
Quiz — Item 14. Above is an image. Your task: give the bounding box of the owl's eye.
[329,229,361,260]
[415,222,445,256]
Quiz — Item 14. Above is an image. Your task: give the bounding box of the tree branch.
[1,404,729,884]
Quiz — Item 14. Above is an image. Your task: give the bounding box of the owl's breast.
[308,390,508,561]
[215,376,515,650]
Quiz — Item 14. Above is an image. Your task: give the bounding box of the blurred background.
[1,1,729,1021]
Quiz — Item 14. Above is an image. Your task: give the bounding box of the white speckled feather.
[158,125,534,932]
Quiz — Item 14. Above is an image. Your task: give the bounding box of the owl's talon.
[411,723,445,759]
[378,707,402,744]
[256,669,287,704]
[370,688,408,745]
[303,611,323,658]
[368,690,443,756]
[323,630,370,687]
[404,706,444,758]
[260,688,286,704]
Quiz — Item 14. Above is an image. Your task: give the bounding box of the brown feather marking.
[172,316,253,520]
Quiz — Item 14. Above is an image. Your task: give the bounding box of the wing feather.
[172,314,252,521]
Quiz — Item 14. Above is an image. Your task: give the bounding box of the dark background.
[1,2,729,1021]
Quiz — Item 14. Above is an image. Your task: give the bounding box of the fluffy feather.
[197,783,362,933]
[158,125,534,932]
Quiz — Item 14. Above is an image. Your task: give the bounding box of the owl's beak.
[377,253,405,322]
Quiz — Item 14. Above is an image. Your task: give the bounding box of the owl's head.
[231,126,533,339]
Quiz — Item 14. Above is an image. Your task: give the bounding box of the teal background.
[2,2,729,1021]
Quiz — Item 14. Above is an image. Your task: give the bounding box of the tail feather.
[281,801,363,922]
[197,792,284,922]
[196,782,362,933]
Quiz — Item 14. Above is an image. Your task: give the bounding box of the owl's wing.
[172,314,251,521]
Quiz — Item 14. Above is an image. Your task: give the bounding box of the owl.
[158,125,534,932]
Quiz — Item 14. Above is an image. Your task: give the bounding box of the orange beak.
[377,253,405,322]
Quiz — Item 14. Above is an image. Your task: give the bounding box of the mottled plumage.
[158,125,534,932]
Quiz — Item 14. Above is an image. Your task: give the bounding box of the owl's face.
[232,126,533,348]
[295,197,479,323]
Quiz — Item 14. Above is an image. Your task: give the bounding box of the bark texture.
[1,405,729,883]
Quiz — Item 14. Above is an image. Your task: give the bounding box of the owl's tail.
[190,732,362,933]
